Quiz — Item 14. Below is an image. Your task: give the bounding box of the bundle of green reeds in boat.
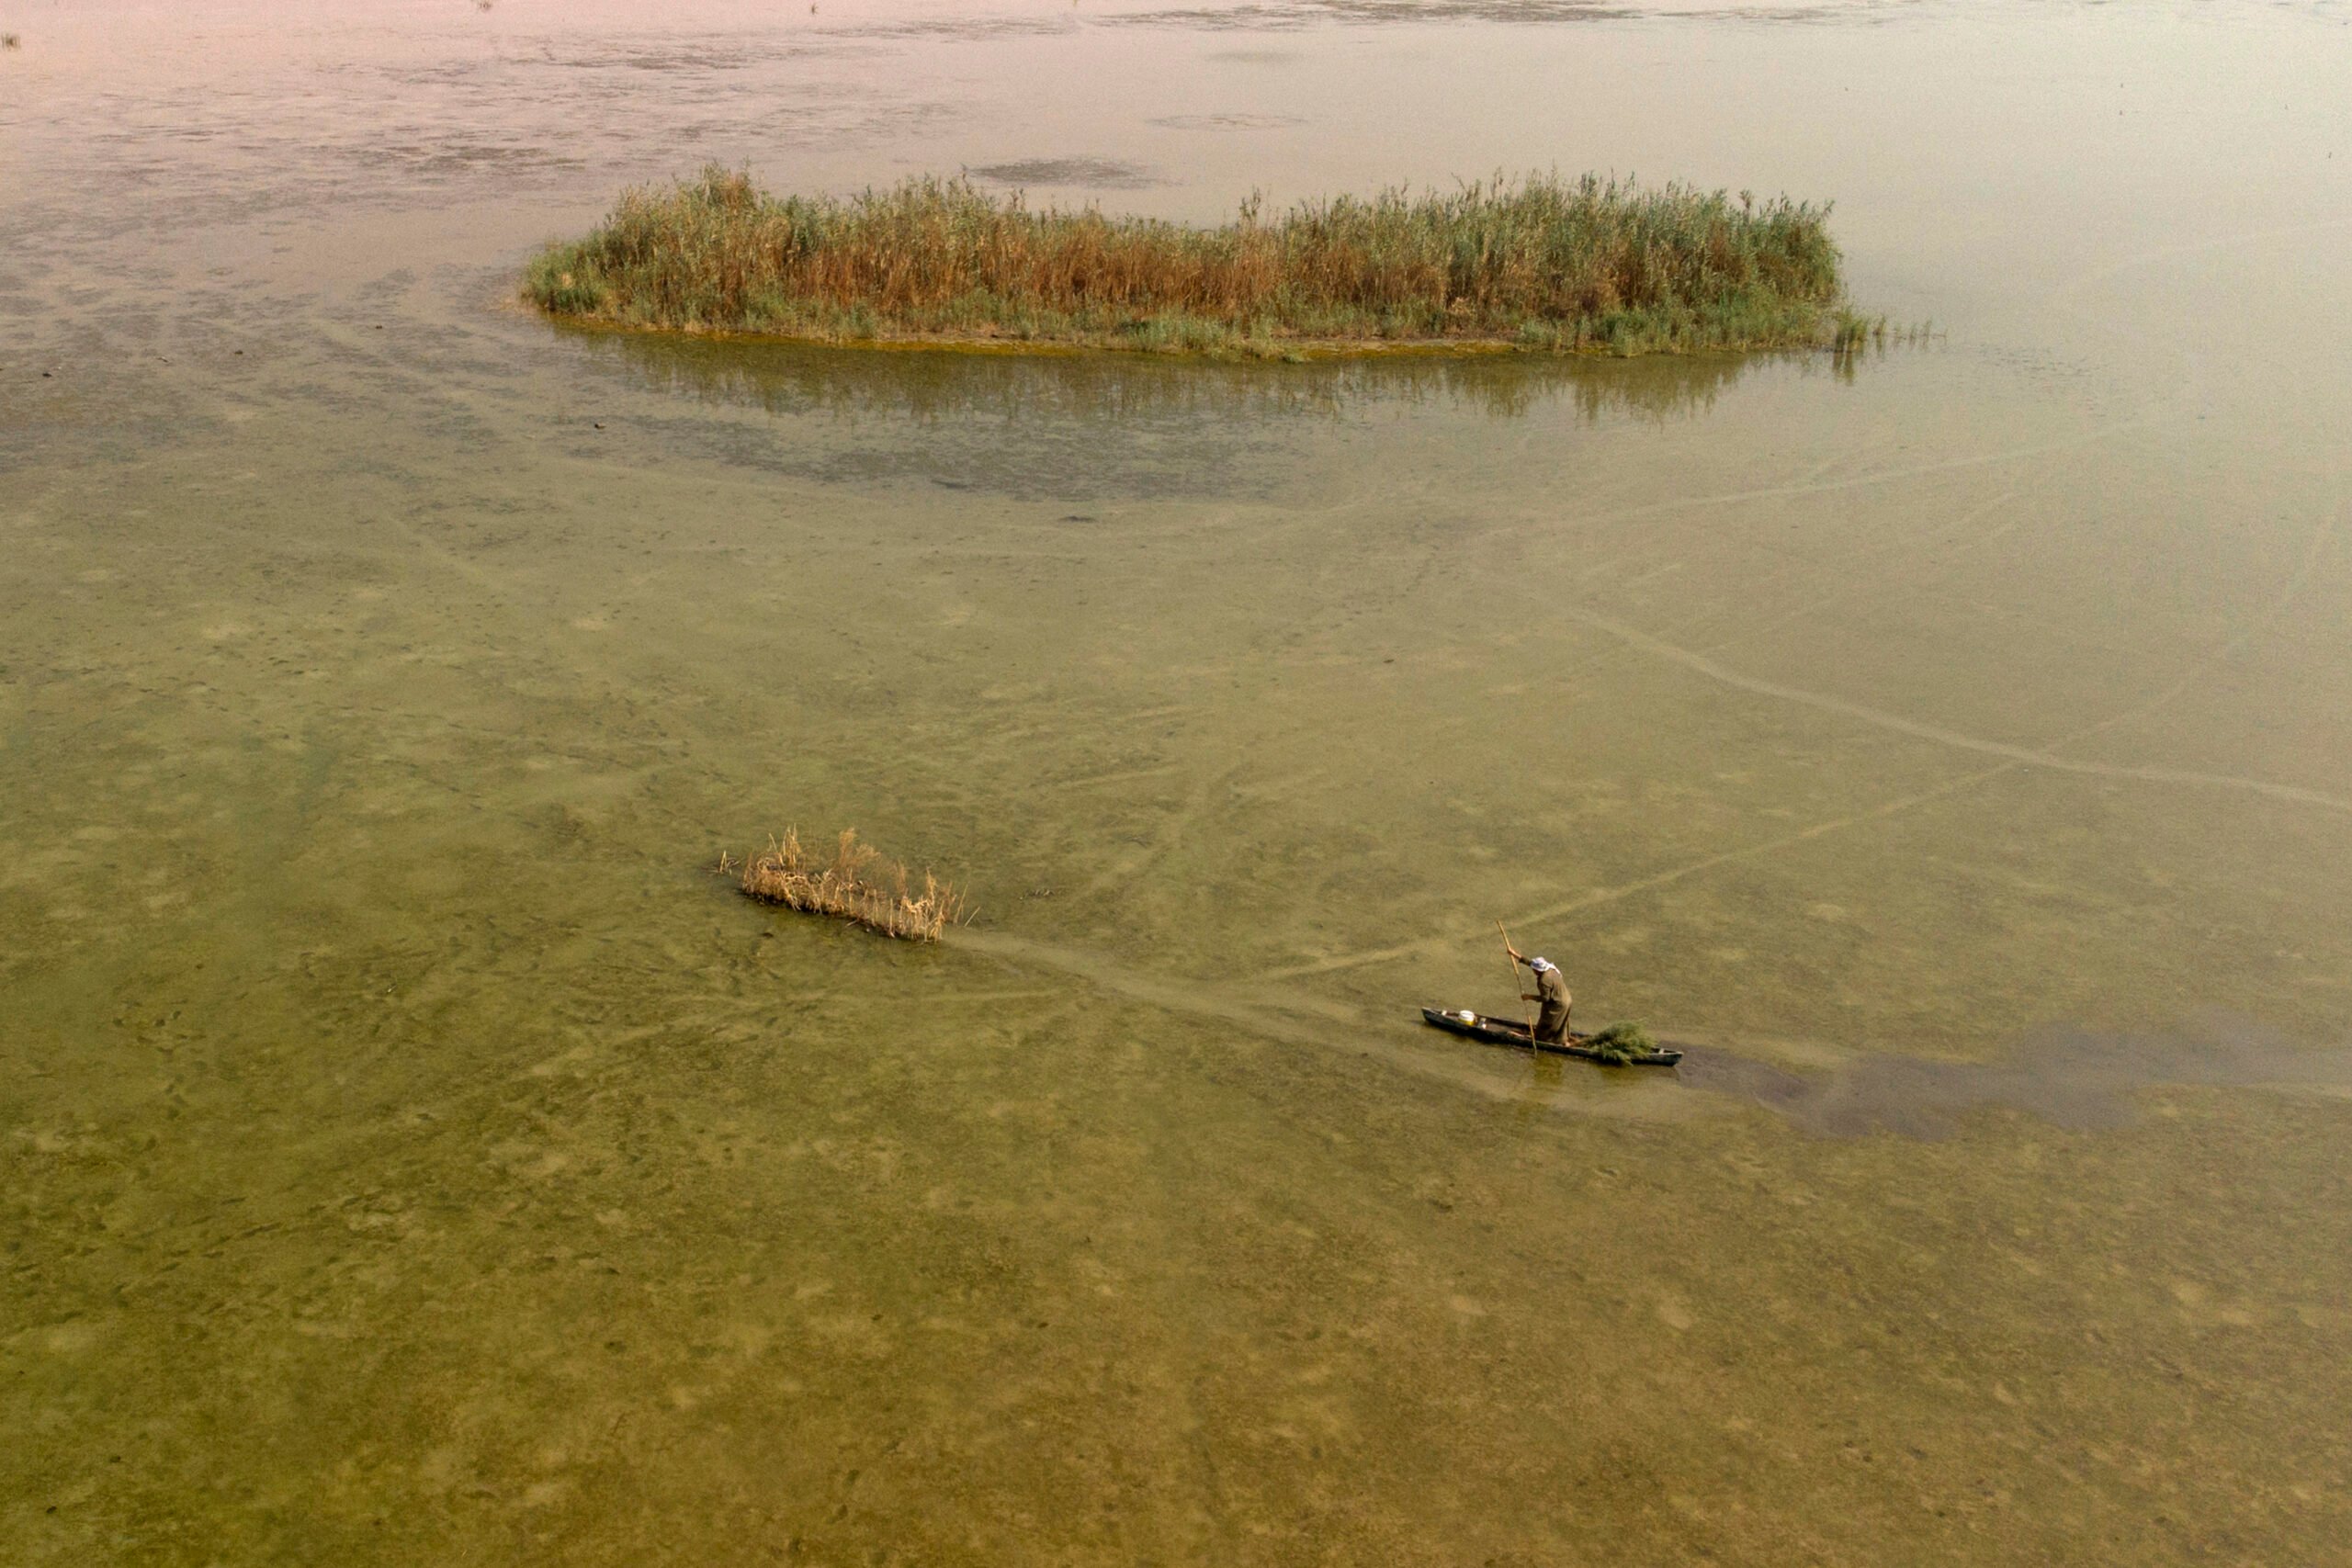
[730,828,967,942]
[1585,1021,1657,1066]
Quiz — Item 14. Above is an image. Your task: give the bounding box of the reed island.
[526,166,1870,358]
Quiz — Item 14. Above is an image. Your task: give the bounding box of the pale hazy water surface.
[5,1,2352,1562]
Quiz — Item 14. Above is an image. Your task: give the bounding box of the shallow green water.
[5,1,2351,1562]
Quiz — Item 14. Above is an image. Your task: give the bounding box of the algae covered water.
[5,2,2351,1562]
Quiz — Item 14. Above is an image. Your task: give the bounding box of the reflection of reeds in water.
[528,166,1849,358]
[590,322,1781,428]
[731,828,967,942]
[1826,309,1939,355]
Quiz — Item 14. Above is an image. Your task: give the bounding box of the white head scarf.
[1528,957,1555,975]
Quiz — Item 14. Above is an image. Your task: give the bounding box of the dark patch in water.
[345,139,585,176]
[967,157,1163,190]
[1673,1013,2352,1139]
[827,15,1079,41]
[543,45,761,73]
[1105,0,1910,28]
[964,157,1166,191]
[1102,1,1644,31]
[1148,112,1306,130]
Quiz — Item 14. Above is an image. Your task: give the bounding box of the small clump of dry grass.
[726,827,967,942]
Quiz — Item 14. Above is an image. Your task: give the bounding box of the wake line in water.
[2041,506,2338,753]
[952,931,2352,1138]
[1564,603,2352,816]
[1570,415,2159,526]
[1256,758,2027,982]
[1696,488,2024,659]
[1262,515,2345,986]
[945,931,1589,1104]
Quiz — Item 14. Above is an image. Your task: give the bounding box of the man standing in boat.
[1505,943,1572,1044]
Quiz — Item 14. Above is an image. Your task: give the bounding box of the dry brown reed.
[527,166,1850,357]
[732,827,967,942]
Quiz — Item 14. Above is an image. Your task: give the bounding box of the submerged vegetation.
[729,828,967,942]
[528,165,1857,358]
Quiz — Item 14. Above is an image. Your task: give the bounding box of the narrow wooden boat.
[1419,1006,1684,1066]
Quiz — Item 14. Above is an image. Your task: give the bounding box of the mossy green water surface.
[6,3,2352,1563]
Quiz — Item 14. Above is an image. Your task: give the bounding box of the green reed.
[1585,1021,1657,1064]
[526,166,1853,357]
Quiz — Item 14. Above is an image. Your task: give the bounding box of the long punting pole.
[1497,920,1535,1048]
